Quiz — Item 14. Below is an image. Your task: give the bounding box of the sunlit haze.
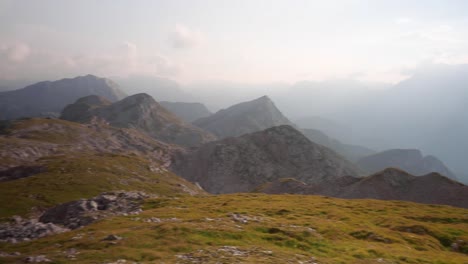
[1,0,468,84]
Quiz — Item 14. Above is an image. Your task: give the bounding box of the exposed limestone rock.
[61,93,217,147]
[172,125,359,193]
[193,95,295,138]
[39,191,149,229]
[0,218,69,243]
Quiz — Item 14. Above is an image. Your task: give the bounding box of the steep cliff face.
[357,149,457,180]
[0,75,126,120]
[193,96,295,138]
[172,125,360,193]
[61,93,217,147]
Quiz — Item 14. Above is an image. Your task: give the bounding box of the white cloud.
[169,24,204,49]
[0,42,31,62]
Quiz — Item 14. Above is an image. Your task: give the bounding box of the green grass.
[1,118,467,263]
[0,153,199,219]
[0,194,466,263]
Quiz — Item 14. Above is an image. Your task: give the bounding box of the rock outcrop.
[193,96,295,138]
[259,168,468,208]
[171,125,360,193]
[0,75,126,120]
[39,191,149,229]
[357,149,457,180]
[0,117,178,171]
[160,101,212,123]
[61,93,217,147]
[0,191,150,243]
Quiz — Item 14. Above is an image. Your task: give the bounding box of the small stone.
[24,255,51,263]
[103,234,122,241]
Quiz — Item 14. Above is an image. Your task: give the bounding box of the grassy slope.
[1,194,467,263]
[0,118,201,219]
[0,153,198,219]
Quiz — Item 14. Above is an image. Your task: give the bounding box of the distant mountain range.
[193,95,295,138]
[0,75,126,120]
[171,125,360,193]
[159,101,212,123]
[259,168,468,208]
[115,75,195,102]
[357,149,457,180]
[61,94,217,147]
[301,128,375,162]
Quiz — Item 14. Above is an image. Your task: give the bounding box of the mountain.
[193,95,295,138]
[171,125,360,193]
[301,128,375,162]
[0,75,126,120]
[0,117,203,218]
[115,75,195,102]
[357,149,457,180]
[1,120,467,263]
[295,116,352,143]
[159,101,212,123]
[259,168,468,208]
[61,93,217,147]
[317,64,468,184]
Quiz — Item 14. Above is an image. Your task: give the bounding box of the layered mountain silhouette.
[259,168,468,208]
[301,128,375,162]
[171,125,360,193]
[193,96,295,138]
[61,93,217,147]
[0,75,126,120]
[160,101,212,123]
[357,149,457,180]
[115,75,195,102]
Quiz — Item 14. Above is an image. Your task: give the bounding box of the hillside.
[193,96,295,138]
[61,93,217,147]
[357,149,457,180]
[172,125,360,193]
[0,118,203,219]
[0,75,126,120]
[0,194,466,263]
[259,168,468,208]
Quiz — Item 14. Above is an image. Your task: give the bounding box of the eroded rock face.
[61,93,217,147]
[357,149,457,180]
[172,125,360,194]
[193,96,295,139]
[0,217,69,243]
[0,118,178,172]
[0,191,151,243]
[39,191,149,229]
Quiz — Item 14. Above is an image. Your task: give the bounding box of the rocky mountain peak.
[171,125,359,193]
[193,96,295,138]
[60,94,217,147]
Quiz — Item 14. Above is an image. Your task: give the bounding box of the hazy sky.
[1,0,468,84]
